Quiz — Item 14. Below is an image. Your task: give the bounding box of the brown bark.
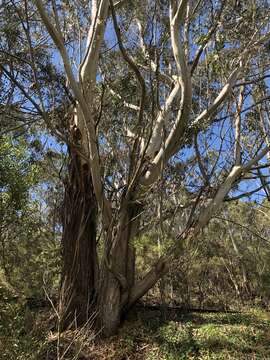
[59,167,164,337]
[59,147,98,329]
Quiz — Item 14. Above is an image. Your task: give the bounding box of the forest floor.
[1,301,270,360]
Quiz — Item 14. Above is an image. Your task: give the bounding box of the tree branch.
[145,81,181,157]
[34,0,112,226]
[192,68,242,128]
[234,82,245,165]
[141,0,192,185]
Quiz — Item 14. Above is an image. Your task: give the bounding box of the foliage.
[119,309,270,360]
[0,286,48,360]
[137,200,270,310]
[0,135,61,298]
[0,136,39,210]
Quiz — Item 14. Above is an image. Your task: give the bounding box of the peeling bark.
[60,146,98,329]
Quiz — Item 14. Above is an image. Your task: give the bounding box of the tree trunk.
[59,164,162,337]
[98,201,140,336]
[60,148,98,329]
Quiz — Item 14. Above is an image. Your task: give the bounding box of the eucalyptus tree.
[1,0,270,336]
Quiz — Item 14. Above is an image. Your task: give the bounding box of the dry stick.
[60,313,99,360]
[43,277,61,360]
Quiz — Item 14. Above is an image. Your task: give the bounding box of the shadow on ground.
[111,308,270,360]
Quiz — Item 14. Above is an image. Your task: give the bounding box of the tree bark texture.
[60,160,142,336]
[60,146,98,329]
[98,201,141,336]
